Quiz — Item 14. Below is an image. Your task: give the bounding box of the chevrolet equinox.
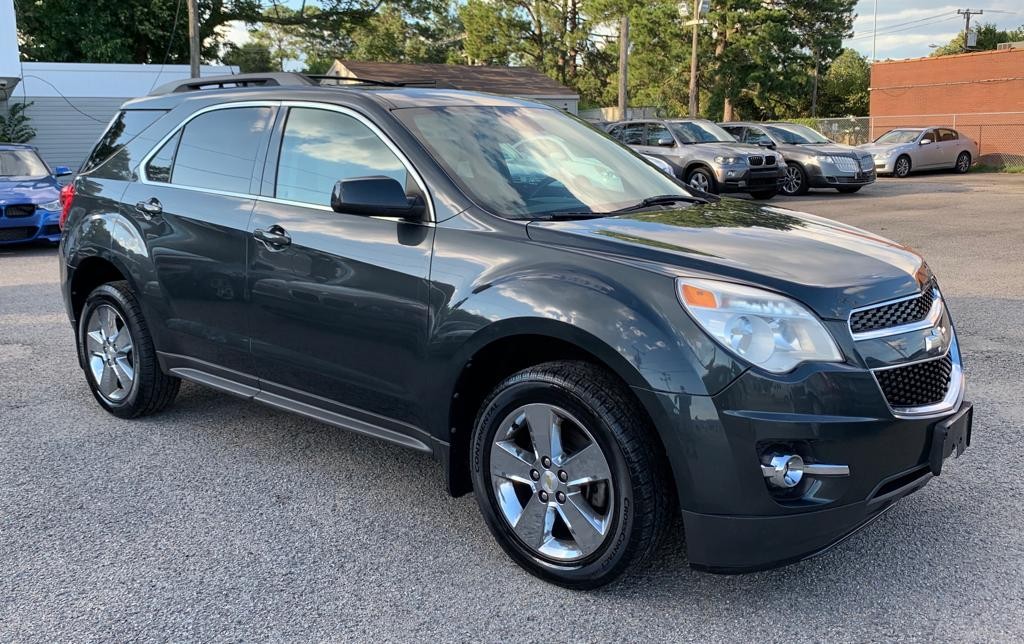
[59,73,972,589]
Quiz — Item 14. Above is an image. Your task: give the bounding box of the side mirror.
[919,139,932,145]
[330,176,425,221]
[54,165,73,177]
[655,134,674,147]
[757,140,776,149]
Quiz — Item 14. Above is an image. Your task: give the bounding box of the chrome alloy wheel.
[85,304,136,402]
[688,171,711,192]
[782,165,802,194]
[895,156,911,177]
[956,153,970,173]
[489,403,615,562]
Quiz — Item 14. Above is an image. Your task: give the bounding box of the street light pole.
[688,0,699,116]
[187,0,201,79]
[618,15,629,120]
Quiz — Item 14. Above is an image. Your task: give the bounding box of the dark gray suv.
[59,73,972,589]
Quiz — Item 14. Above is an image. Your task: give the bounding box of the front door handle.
[135,198,163,219]
[254,225,291,250]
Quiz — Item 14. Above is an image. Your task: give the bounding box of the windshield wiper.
[509,212,610,221]
[610,194,706,213]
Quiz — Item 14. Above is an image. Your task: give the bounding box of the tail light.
[59,182,76,230]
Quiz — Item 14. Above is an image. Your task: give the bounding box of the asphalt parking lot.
[2,173,1023,641]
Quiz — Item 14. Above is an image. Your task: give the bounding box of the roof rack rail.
[306,74,404,87]
[149,72,317,96]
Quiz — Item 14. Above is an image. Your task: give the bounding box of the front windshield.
[763,124,830,144]
[667,121,735,144]
[875,130,921,144]
[0,150,49,178]
[395,106,691,217]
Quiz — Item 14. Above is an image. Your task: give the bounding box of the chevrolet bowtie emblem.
[925,325,946,352]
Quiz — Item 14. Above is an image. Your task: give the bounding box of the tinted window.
[146,131,181,183]
[940,129,958,141]
[172,107,273,193]
[743,127,774,146]
[81,109,166,174]
[720,125,743,141]
[621,123,645,145]
[275,107,408,206]
[923,129,940,143]
[645,123,674,146]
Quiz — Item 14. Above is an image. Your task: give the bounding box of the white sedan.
[859,127,979,178]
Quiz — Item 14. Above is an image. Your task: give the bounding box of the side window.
[645,123,674,146]
[274,107,408,207]
[171,106,273,193]
[145,131,181,183]
[621,123,645,145]
[82,109,166,175]
[721,125,743,141]
[746,127,772,146]
[940,129,957,141]
[923,129,939,143]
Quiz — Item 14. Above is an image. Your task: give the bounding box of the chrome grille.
[875,355,953,408]
[748,155,764,166]
[831,156,858,172]
[850,286,935,334]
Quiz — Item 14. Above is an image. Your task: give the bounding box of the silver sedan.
[859,127,979,178]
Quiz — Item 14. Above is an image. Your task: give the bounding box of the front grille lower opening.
[875,354,953,408]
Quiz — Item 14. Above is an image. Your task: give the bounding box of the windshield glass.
[876,130,921,144]
[395,106,691,217]
[763,124,830,144]
[0,149,49,178]
[667,121,735,144]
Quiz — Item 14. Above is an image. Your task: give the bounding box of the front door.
[917,128,945,168]
[247,105,434,434]
[123,104,276,376]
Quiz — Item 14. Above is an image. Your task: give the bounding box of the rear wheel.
[955,151,971,174]
[78,281,180,418]
[780,162,809,196]
[836,186,862,194]
[686,167,717,194]
[893,155,912,178]
[471,361,670,589]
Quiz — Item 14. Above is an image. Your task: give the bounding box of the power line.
[849,15,961,42]
[149,0,186,94]
[849,12,958,42]
[17,76,107,123]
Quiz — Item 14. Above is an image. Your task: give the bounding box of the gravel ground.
[1,173,1022,642]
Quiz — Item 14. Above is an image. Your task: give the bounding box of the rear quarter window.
[81,109,167,178]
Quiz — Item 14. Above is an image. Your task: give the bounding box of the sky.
[844,1,1024,60]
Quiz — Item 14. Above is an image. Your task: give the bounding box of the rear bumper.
[0,208,62,244]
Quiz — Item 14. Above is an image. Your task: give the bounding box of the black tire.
[781,162,809,196]
[749,189,777,200]
[685,167,718,194]
[470,361,671,589]
[836,186,862,194]
[77,281,180,418]
[893,155,912,178]
[955,151,971,174]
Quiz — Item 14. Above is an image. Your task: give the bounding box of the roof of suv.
[126,72,553,112]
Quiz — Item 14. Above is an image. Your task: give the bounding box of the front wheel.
[78,281,180,418]
[471,361,670,589]
[686,167,717,194]
[955,151,971,174]
[780,162,809,196]
[893,155,912,178]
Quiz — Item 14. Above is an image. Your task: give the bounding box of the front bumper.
[807,164,877,188]
[639,357,972,573]
[0,206,62,245]
[715,165,784,194]
[873,156,897,173]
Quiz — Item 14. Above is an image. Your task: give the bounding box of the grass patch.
[970,164,1024,174]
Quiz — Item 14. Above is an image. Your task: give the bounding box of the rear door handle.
[253,225,291,250]
[135,198,163,219]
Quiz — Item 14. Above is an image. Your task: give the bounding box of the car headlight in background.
[676,278,843,373]
[39,200,61,211]
[873,150,895,160]
[714,156,743,165]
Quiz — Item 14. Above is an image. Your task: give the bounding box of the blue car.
[0,143,73,245]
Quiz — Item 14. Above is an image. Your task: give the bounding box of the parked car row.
[0,143,73,246]
[605,118,979,199]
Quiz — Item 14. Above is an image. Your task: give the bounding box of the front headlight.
[39,199,61,211]
[676,278,843,373]
[714,155,743,165]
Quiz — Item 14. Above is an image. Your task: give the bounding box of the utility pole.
[187,0,200,78]
[957,8,983,52]
[617,15,629,120]
[871,0,878,61]
[688,0,699,117]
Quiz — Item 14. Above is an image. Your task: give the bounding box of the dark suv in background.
[59,73,972,589]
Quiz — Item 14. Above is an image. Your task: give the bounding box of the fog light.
[764,454,804,488]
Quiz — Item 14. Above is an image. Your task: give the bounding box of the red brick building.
[869,48,1024,164]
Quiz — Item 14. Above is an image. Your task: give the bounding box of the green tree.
[0,102,36,143]
[785,0,856,116]
[222,42,278,72]
[817,48,869,116]
[930,22,1024,56]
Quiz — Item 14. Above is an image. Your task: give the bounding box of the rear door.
[122,103,276,378]
[246,104,434,438]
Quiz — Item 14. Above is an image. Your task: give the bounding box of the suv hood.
[679,141,762,158]
[0,176,60,203]
[526,198,929,319]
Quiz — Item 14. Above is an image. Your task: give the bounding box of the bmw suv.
[59,73,972,589]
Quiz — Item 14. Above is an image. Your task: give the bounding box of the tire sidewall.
[895,155,911,177]
[78,284,143,414]
[956,152,971,173]
[687,167,717,194]
[470,378,638,588]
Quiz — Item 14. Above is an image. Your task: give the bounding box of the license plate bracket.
[929,401,973,476]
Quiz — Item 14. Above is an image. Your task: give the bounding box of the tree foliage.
[222,42,278,72]
[0,102,37,143]
[930,22,1024,57]
[817,48,869,116]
